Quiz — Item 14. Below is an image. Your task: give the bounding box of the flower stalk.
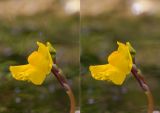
[49,43,76,113]
[131,64,154,113]
[51,62,76,113]
[128,42,154,113]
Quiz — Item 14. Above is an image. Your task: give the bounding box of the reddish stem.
[51,63,76,113]
[131,66,147,91]
[51,65,67,89]
[131,65,154,113]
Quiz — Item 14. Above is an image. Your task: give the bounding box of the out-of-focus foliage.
[81,0,160,113]
[0,0,79,113]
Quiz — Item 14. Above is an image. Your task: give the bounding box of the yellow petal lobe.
[108,42,132,74]
[89,64,110,80]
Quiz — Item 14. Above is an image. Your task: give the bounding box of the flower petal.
[27,66,46,85]
[89,64,127,85]
[89,64,111,80]
[108,42,132,74]
[10,64,30,81]
[9,41,54,85]
[28,51,50,73]
[108,68,126,85]
[10,64,46,85]
[37,41,53,70]
[27,42,53,74]
[37,41,49,57]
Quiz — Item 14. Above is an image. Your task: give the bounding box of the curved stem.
[145,90,154,113]
[64,83,76,113]
[51,64,76,113]
[131,65,154,113]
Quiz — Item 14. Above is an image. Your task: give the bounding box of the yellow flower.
[89,42,133,85]
[9,41,54,85]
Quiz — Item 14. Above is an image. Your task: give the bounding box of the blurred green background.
[1,0,160,113]
[0,0,79,113]
[81,0,160,113]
